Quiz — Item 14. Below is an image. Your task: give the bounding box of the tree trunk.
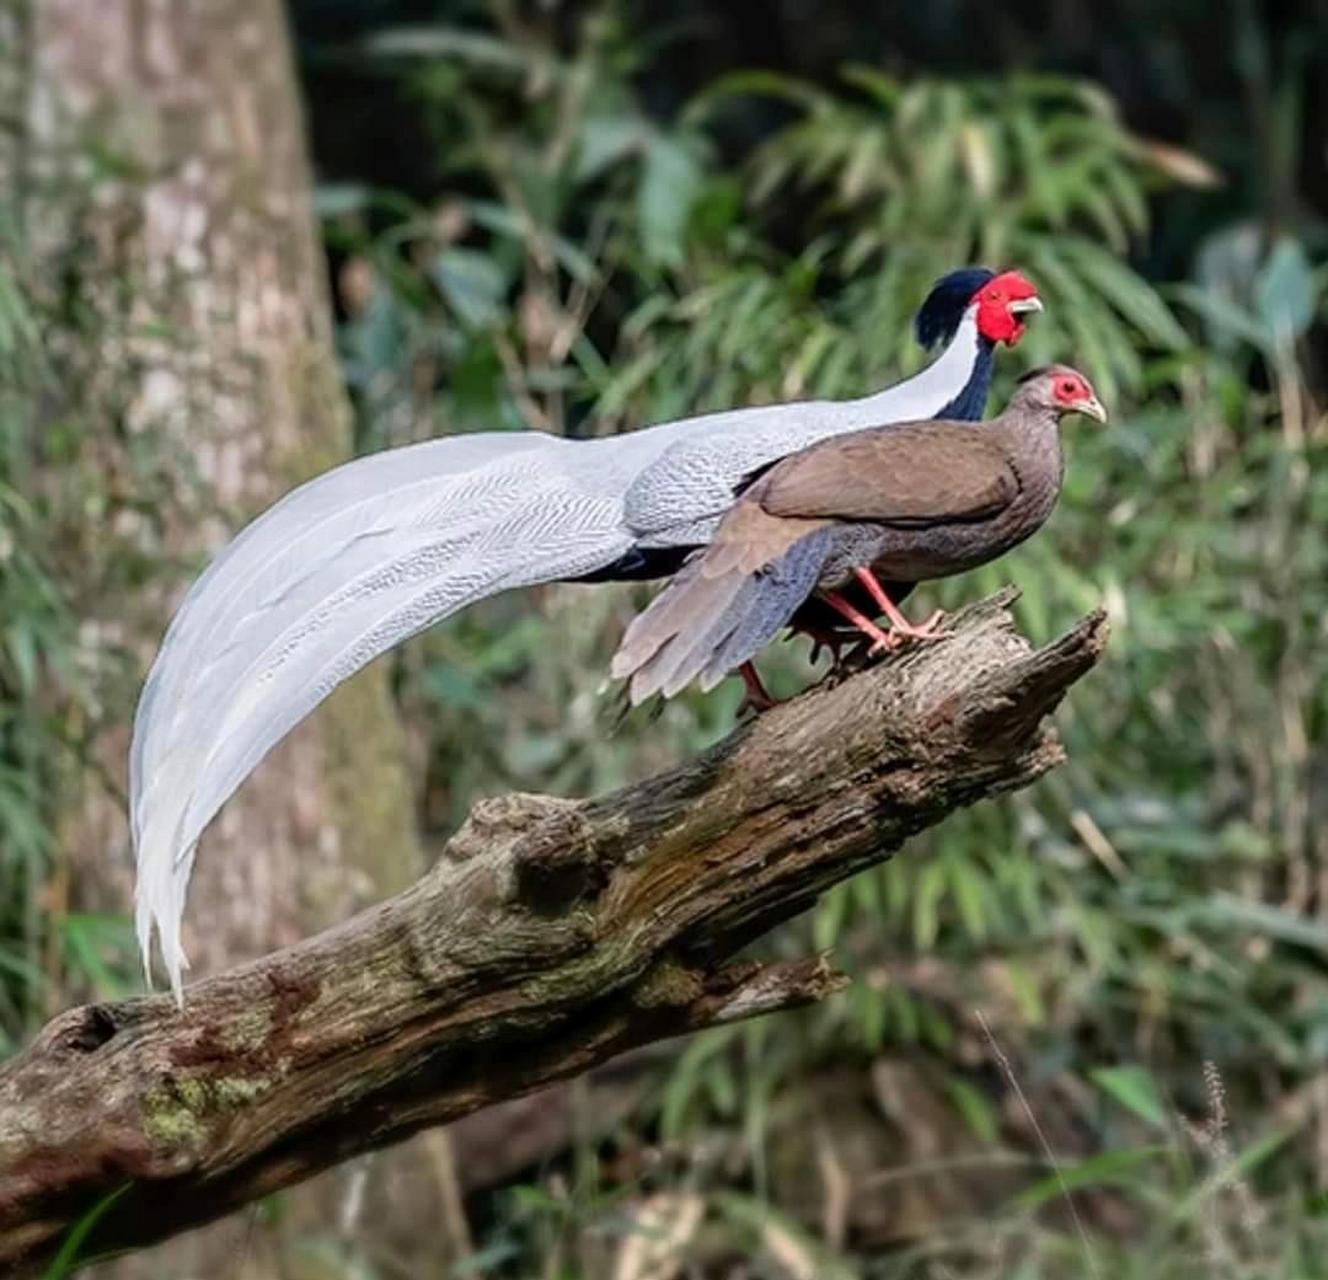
[15,1,463,1274]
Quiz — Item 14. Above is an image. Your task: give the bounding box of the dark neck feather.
[935,335,995,421]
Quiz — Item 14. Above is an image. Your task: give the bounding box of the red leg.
[738,660,776,712]
[821,591,898,655]
[852,568,949,641]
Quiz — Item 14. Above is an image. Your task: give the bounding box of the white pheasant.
[131,266,1041,997]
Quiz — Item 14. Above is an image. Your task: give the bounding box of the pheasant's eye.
[1058,379,1077,398]
[988,289,1004,302]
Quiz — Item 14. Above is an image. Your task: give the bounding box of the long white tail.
[131,430,637,998]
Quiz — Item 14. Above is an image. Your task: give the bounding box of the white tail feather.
[131,432,637,997]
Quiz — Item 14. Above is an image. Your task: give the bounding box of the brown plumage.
[612,365,1106,704]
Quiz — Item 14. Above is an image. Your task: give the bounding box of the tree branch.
[0,589,1107,1273]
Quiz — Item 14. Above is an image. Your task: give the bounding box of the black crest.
[914,267,995,350]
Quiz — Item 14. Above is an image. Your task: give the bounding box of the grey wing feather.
[624,573,752,704]
[612,528,834,704]
[697,529,834,688]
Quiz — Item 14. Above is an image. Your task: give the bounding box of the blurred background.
[2,0,1327,1276]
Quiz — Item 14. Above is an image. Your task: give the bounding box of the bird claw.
[890,610,951,644]
[789,624,850,669]
[795,604,948,683]
[737,661,778,714]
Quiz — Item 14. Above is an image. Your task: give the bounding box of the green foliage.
[1092,1066,1169,1132]
[0,207,71,1045]
[0,199,139,1049]
[41,1184,131,1279]
[692,68,1194,401]
[308,7,1328,1276]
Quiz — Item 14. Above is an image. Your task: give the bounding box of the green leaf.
[449,1241,523,1275]
[687,69,828,125]
[313,183,371,219]
[948,858,989,941]
[1169,1129,1292,1224]
[1256,237,1317,341]
[1015,1146,1167,1211]
[912,858,946,950]
[813,882,851,951]
[1197,893,1328,953]
[576,115,646,183]
[43,1184,132,1279]
[1174,283,1270,353]
[1091,1065,1169,1131]
[5,625,37,695]
[638,134,703,269]
[1060,238,1190,351]
[430,249,508,330]
[366,26,543,75]
[945,1076,1000,1144]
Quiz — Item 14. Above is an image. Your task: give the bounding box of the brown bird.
[611,365,1106,705]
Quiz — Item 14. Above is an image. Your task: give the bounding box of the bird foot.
[888,610,951,644]
[847,570,950,647]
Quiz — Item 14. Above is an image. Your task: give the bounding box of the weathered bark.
[0,592,1107,1275]
[13,0,446,1273]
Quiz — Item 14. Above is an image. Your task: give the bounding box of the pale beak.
[1078,395,1108,424]
[1009,297,1043,315]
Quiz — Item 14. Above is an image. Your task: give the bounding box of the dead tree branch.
[0,589,1107,1273]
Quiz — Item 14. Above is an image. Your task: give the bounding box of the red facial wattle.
[973,270,1041,347]
[1051,369,1107,421]
[1054,374,1089,405]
